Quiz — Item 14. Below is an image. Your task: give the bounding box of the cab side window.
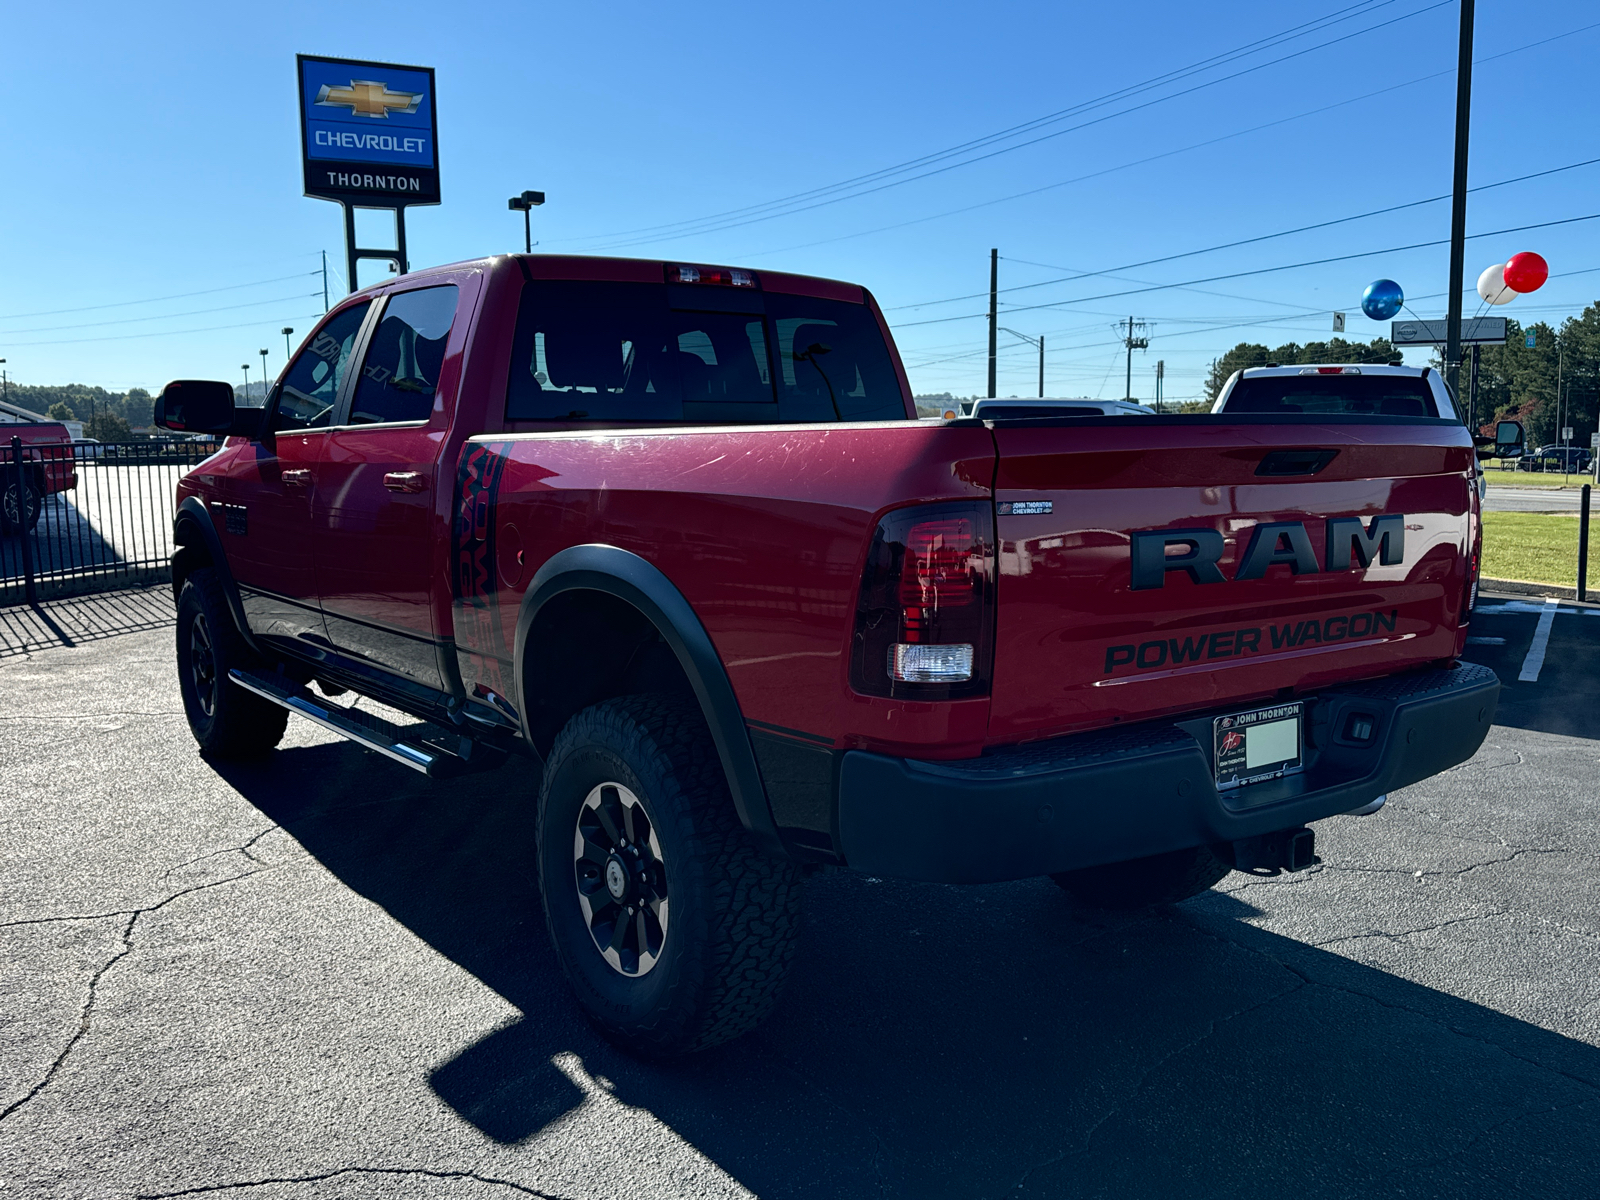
[350,285,460,425]
[271,302,370,433]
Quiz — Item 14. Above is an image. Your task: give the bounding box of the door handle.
[281,468,312,487]
[383,472,427,494]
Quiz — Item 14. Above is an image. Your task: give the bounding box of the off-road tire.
[1051,845,1231,909]
[1,473,41,535]
[175,568,288,757]
[538,694,805,1058]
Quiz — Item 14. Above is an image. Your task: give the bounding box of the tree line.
[6,384,154,442]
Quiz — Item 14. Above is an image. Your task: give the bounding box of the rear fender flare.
[515,544,782,855]
[173,496,261,655]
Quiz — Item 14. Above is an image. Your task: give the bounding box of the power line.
[893,211,1600,328]
[890,154,1600,313]
[579,1,1450,249]
[7,312,330,349]
[0,271,324,322]
[559,0,1401,246]
[0,293,326,337]
[740,17,1600,263]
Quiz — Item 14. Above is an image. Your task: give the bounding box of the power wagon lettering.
[1129,514,1404,590]
[1104,608,1398,675]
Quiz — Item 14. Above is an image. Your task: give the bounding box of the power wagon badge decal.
[454,442,514,705]
[1103,608,1398,675]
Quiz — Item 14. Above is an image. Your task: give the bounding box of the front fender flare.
[173,496,261,656]
[515,544,782,856]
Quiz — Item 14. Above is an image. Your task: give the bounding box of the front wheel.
[538,695,805,1057]
[1051,845,1232,909]
[175,568,288,757]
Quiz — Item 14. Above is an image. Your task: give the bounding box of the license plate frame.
[1213,701,1304,790]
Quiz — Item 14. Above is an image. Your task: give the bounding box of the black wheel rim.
[573,782,669,976]
[2,484,32,528]
[189,614,217,719]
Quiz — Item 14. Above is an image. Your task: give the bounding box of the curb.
[1481,577,1588,602]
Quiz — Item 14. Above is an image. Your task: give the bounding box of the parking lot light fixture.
[282,327,295,360]
[242,364,250,400]
[508,189,545,253]
[260,349,270,397]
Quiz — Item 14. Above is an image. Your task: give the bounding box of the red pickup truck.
[3,420,77,534]
[155,254,1513,1056]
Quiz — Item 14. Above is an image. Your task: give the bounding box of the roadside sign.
[1390,317,1507,345]
[1591,433,1599,449]
[1563,426,1574,441]
[1526,332,1537,348]
[1332,312,1346,333]
[297,55,440,207]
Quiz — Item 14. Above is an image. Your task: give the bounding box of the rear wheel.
[175,568,288,757]
[1,473,41,535]
[1051,845,1231,910]
[538,695,805,1057]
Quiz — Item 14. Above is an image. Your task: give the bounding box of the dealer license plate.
[1213,701,1303,789]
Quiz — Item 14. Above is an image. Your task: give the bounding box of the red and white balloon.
[1477,252,1549,306]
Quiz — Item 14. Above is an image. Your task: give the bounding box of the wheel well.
[170,535,212,604]
[521,589,696,755]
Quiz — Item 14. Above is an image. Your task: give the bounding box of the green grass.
[1481,510,1584,586]
[1480,467,1596,488]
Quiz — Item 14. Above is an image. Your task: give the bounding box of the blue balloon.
[1362,279,1404,321]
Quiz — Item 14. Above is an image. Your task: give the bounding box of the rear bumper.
[836,661,1499,884]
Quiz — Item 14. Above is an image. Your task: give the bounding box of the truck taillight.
[850,502,994,698]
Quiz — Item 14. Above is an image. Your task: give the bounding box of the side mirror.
[154,380,263,439]
[1494,420,1525,459]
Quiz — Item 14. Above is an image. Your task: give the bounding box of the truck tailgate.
[988,418,1474,742]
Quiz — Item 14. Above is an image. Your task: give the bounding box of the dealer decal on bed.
[1103,608,1398,675]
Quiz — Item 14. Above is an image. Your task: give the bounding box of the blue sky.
[2,0,1597,404]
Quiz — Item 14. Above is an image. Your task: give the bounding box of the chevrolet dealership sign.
[297,54,440,206]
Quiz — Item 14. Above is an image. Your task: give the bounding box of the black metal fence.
[3,435,219,605]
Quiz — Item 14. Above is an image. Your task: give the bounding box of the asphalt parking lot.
[2,590,1598,1199]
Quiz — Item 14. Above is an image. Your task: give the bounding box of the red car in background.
[2,420,77,534]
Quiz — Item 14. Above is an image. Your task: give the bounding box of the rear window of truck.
[1220,375,1440,417]
[505,281,907,424]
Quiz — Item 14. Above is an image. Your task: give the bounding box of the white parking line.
[1518,597,1561,682]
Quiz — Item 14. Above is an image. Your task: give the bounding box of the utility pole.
[987,249,998,398]
[999,327,1044,398]
[1155,360,1165,413]
[1038,335,1044,398]
[321,251,330,313]
[1120,316,1150,401]
[1444,0,1475,403]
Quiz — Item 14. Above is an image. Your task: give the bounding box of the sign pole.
[298,55,438,296]
[1468,343,1479,430]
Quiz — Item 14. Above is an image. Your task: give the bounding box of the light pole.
[508,190,545,253]
[0,358,7,407]
[241,364,250,402]
[259,349,270,399]
[282,327,295,361]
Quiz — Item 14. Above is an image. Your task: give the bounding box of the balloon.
[1503,251,1549,293]
[1361,279,1404,321]
[1477,263,1519,305]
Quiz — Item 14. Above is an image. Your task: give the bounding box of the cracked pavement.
[1,593,1598,1198]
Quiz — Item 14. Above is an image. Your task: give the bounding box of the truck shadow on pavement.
[215,742,1600,1199]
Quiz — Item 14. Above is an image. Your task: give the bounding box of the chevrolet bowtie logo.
[315,79,423,119]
